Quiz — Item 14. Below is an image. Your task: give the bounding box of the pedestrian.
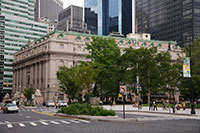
[138,100,142,110]
[162,101,167,111]
[153,101,158,111]
[149,101,153,110]
[182,101,186,110]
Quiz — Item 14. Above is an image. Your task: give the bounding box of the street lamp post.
[189,44,196,114]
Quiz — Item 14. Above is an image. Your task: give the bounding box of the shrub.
[57,103,115,116]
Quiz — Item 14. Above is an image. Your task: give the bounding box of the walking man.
[153,100,158,111]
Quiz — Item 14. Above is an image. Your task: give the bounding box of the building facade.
[0,0,47,101]
[12,31,182,102]
[84,0,135,36]
[34,0,63,22]
[57,5,90,34]
[136,0,200,47]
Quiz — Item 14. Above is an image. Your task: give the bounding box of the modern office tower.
[84,0,135,36]
[136,0,200,47]
[57,5,90,34]
[35,0,63,22]
[0,0,47,100]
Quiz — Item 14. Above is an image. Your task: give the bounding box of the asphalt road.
[0,106,199,133]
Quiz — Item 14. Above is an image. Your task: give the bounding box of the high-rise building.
[0,0,47,100]
[57,5,90,34]
[84,0,135,36]
[35,0,63,22]
[136,0,200,47]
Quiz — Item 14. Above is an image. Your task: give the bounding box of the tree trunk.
[147,70,151,104]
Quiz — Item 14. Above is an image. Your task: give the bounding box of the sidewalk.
[102,105,200,116]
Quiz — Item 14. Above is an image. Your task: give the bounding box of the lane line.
[30,122,37,126]
[60,120,70,124]
[40,121,49,125]
[70,120,80,123]
[7,124,13,128]
[50,121,60,124]
[78,119,90,123]
[19,123,25,127]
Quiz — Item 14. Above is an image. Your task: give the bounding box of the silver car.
[3,103,19,113]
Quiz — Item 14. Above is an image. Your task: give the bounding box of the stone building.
[12,31,183,102]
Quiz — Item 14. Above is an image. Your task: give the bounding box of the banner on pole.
[183,57,191,77]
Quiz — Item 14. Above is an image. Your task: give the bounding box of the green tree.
[76,63,98,104]
[86,37,121,102]
[180,38,200,100]
[57,66,81,103]
[23,87,36,103]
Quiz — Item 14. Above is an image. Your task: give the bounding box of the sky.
[63,0,84,8]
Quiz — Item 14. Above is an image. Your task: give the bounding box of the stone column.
[23,67,26,91]
[12,69,16,94]
[38,62,42,89]
[30,64,33,87]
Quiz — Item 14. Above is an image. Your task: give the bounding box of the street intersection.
[0,106,199,133]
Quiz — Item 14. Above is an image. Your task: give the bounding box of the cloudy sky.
[63,0,84,8]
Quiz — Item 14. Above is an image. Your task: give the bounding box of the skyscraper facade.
[57,5,90,34]
[136,0,200,47]
[84,0,135,36]
[35,0,63,22]
[0,0,47,100]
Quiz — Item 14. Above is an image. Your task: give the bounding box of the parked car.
[3,103,19,113]
[46,101,55,107]
[56,100,67,108]
[0,103,4,110]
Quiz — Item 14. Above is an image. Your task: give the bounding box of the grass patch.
[57,103,115,116]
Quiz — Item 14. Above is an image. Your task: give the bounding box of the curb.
[54,113,131,122]
[113,110,198,116]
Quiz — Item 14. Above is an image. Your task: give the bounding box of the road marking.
[26,116,30,118]
[30,122,37,126]
[60,120,70,124]
[50,121,60,124]
[19,123,25,127]
[0,121,4,125]
[78,119,90,123]
[70,120,80,123]
[40,121,49,125]
[27,109,30,111]
[7,124,13,128]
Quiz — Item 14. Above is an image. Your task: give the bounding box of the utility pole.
[190,43,195,114]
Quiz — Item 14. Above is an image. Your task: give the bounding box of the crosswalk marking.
[60,120,70,124]
[78,119,90,123]
[50,121,60,124]
[70,120,80,123]
[30,122,37,126]
[19,123,25,127]
[7,124,13,128]
[40,121,49,125]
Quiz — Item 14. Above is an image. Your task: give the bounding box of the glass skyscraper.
[85,0,135,36]
[136,0,200,47]
[0,0,47,100]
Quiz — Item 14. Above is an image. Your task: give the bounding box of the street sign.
[183,57,191,77]
[120,85,127,94]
